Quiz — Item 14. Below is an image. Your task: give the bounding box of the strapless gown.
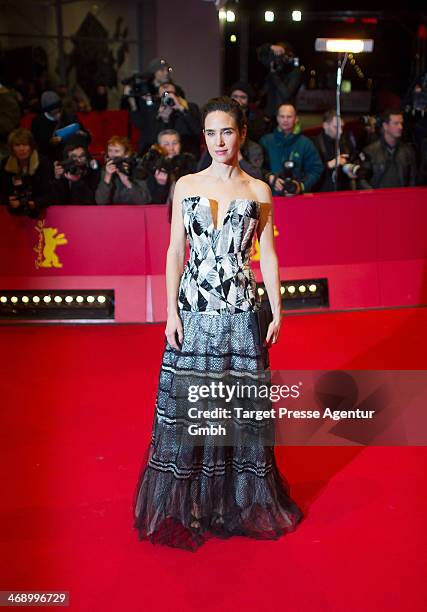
[132,195,304,550]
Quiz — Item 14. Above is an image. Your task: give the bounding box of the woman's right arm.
[164,175,189,350]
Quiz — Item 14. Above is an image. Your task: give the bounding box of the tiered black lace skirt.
[133,310,304,551]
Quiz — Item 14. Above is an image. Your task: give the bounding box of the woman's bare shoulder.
[247,176,273,203]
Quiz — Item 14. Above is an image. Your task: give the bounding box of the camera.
[139,145,175,179]
[107,156,137,177]
[276,161,301,195]
[342,151,367,179]
[122,73,156,99]
[10,177,36,216]
[59,158,87,176]
[161,91,175,107]
[269,51,299,72]
[13,184,33,211]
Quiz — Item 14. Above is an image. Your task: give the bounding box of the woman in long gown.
[133,97,304,551]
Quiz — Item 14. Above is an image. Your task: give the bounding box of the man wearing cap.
[148,58,173,93]
[31,90,90,162]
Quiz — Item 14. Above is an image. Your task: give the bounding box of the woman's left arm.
[256,181,282,346]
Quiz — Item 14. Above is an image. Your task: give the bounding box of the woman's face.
[13,143,32,161]
[108,143,126,158]
[204,110,245,164]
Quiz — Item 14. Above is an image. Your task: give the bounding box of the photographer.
[158,129,196,175]
[260,104,323,195]
[138,130,195,204]
[95,136,150,205]
[51,139,99,205]
[0,128,53,218]
[257,42,303,119]
[358,109,417,189]
[312,109,359,192]
[31,90,90,162]
[128,78,201,157]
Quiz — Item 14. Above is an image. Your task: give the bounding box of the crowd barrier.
[1,187,426,323]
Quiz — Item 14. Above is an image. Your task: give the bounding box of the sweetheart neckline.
[181,195,259,233]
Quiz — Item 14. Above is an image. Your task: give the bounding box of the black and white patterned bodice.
[177,195,261,313]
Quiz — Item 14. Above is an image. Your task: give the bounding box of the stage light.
[218,9,227,20]
[257,279,329,311]
[315,38,374,53]
[230,34,237,43]
[0,290,115,320]
[265,11,275,22]
[226,10,235,22]
[292,10,302,22]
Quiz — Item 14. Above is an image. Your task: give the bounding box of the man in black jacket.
[358,109,417,189]
[312,109,357,192]
[257,42,303,119]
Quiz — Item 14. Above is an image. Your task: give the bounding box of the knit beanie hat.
[229,81,254,102]
[41,90,62,113]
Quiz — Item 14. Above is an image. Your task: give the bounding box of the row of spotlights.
[257,284,318,297]
[219,10,302,23]
[0,295,107,304]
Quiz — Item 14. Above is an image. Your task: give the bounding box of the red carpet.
[1,306,426,611]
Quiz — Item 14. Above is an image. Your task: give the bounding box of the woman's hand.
[165,311,184,350]
[265,316,282,347]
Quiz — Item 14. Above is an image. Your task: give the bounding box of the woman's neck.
[207,158,242,181]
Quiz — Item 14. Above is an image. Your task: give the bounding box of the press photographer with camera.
[357,109,417,189]
[137,130,195,205]
[312,109,360,192]
[257,42,303,119]
[95,136,150,205]
[51,139,99,205]
[260,103,323,195]
[0,128,53,218]
[127,74,201,157]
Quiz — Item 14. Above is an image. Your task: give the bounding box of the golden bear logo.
[34,220,68,269]
[250,225,280,261]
